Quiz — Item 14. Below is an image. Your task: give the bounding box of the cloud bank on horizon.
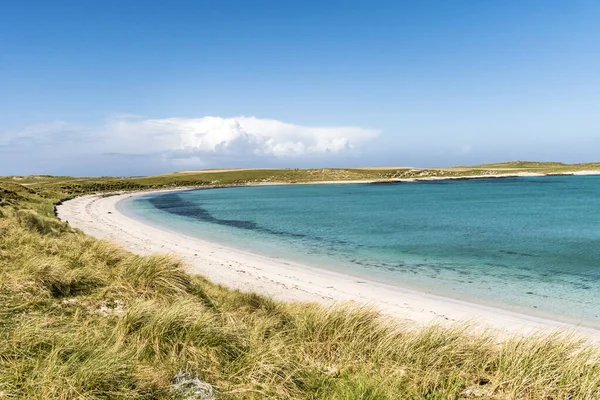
[0,116,381,175]
[108,116,380,157]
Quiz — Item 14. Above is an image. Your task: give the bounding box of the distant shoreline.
[57,179,600,343]
[69,169,600,198]
[238,169,600,187]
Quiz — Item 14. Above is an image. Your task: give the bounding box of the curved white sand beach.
[57,190,600,341]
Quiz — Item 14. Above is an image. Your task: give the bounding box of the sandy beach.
[57,186,600,341]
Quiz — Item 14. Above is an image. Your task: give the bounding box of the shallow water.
[121,176,600,327]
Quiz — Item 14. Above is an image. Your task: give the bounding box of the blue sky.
[1,0,599,175]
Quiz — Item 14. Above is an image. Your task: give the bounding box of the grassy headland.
[5,160,600,199]
[1,162,600,399]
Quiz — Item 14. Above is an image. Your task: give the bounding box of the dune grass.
[2,170,600,398]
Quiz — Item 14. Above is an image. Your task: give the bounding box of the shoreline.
[57,182,600,342]
[251,169,600,186]
[117,189,600,329]
[248,171,600,187]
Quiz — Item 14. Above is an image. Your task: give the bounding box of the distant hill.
[464,161,567,169]
[461,161,600,170]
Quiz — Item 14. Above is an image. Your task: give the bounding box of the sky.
[1,0,599,176]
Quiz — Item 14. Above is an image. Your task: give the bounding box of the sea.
[119,175,600,327]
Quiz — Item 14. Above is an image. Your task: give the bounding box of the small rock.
[171,371,216,400]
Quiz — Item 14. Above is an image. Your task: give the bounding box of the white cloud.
[1,115,380,173]
[103,115,380,157]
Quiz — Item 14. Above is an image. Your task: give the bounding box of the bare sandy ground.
[57,182,600,342]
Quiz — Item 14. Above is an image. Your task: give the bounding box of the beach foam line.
[57,189,600,342]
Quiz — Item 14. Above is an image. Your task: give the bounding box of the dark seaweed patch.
[500,250,536,257]
[148,192,307,238]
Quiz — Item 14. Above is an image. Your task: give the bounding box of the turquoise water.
[121,176,600,327]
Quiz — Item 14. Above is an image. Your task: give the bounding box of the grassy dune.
[4,160,599,198]
[1,165,600,399]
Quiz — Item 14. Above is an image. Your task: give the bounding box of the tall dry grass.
[1,207,600,399]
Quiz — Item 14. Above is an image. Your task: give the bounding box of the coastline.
[57,183,600,342]
[254,170,600,185]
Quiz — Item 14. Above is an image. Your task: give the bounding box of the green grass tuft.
[16,209,69,235]
[119,255,192,298]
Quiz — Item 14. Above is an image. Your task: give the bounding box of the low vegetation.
[1,164,600,399]
[4,160,599,199]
